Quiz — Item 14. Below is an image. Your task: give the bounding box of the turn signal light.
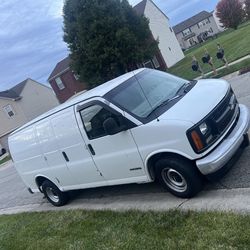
[191,131,204,151]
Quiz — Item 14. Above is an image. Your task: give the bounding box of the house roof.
[133,0,147,15]
[12,68,146,135]
[0,79,27,101]
[0,79,50,101]
[173,11,213,34]
[48,56,71,81]
[133,0,169,20]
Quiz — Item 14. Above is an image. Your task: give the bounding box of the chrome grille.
[209,90,238,136]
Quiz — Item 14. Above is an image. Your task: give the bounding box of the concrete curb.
[0,187,250,215]
[0,160,13,171]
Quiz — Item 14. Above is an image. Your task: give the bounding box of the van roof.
[11,68,145,135]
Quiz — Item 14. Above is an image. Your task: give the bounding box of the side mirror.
[103,117,127,135]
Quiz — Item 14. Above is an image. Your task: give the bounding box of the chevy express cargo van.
[9,69,250,206]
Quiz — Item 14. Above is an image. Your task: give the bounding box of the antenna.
[132,69,160,121]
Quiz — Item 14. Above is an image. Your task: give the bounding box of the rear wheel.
[42,180,69,206]
[155,157,203,198]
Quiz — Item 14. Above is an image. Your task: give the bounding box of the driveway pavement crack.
[177,199,189,209]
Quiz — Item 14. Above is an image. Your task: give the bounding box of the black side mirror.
[103,117,127,135]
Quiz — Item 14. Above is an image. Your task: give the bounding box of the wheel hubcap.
[161,168,187,192]
[46,187,59,203]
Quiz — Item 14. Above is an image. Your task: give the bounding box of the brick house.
[48,57,87,103]
[48,0,184,103]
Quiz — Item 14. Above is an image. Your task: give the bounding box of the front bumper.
[196,104,250,175]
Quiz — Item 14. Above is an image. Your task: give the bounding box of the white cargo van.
[9,69,250,206]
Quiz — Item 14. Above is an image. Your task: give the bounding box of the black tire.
[155,157,203,198]
[41,180,69,206]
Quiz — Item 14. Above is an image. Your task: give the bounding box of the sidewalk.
[0,160,13,171]
[1,187,250,215]
[195,54,250,80]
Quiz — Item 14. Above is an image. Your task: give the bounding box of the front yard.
[168,22,250,80]
[0,155,11,167]
[1,210,250,249]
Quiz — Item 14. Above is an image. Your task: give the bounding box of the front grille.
[209,89,238,137]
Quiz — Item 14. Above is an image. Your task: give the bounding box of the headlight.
[187,121,216,153]
[199,122,208,135]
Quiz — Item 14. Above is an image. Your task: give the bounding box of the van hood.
[159,79,230,124]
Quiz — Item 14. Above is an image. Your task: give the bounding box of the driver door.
[75,101,147,185]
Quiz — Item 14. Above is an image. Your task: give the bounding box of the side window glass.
[80,104,122,139]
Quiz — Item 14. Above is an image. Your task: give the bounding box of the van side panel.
[35,119,73,187]
[8,126,48,190]
[50,108,105,188]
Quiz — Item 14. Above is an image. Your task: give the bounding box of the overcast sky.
[0,0,219,91]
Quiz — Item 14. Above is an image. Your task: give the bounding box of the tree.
[216,0,244,29]
[63,0,158,87]
[245,0,250,20]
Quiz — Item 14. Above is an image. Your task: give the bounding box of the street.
[0,72,250,211]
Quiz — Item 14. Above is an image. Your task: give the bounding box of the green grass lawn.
[0,155,11,166]
[1,210,250,249]
[168,22,250,80]
[206,58,250,79]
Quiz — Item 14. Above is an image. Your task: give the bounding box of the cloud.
[0,0,68,90]
[129,0,141,6]
[0,0,219,90]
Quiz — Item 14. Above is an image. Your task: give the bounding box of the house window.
[80,104,123,140]
[207,18,211,24]
[73,73,80,80]
[210,27,213,33]
[143,61,154,69]
[182,28,191,36]
[198,20,207,27]
[3,105,15,118]
[152,56,160,68]
[189,38,196,46]
[55,77,65,90]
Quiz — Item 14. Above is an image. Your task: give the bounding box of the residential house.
[48,0,184,103]
[212,10,226,32]
[134,0,184,68]
[173,11,221,50]
[0,79,59,150]
[48,57,87,104]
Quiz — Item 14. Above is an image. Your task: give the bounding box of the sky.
[0,0,219,91]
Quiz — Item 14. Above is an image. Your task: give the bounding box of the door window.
[79,105,123,140]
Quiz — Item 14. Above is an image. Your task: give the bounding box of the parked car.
[8,69,250,206]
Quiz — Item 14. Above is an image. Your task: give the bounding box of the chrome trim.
[196,105,250,175]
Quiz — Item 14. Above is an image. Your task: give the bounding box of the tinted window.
[80,105,123,140]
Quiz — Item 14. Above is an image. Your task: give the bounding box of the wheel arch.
[35,175,60,193]
[146,150,195,181]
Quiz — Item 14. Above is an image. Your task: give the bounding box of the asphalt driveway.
[0,72,250,212]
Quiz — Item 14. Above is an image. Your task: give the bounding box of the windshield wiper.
[176,82,191,95]
[147,95,181,117]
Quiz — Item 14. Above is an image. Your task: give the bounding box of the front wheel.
[155,157,203,198]
[42,180,69,206]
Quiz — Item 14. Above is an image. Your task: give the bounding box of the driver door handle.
[62,151,69,162]
[88,144,96,156]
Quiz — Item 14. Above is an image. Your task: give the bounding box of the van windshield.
[106,69,189,119]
